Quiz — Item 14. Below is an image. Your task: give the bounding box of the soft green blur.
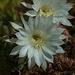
[0,0,21,37]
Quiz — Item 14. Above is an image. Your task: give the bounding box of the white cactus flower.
[21,0,73,26]
[10,15,65,70]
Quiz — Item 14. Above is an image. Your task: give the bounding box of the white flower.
[10,15,65,70]
[21,0,73,26]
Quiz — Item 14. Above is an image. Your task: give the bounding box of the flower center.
[40,5,53,17]
[31,33,44,48]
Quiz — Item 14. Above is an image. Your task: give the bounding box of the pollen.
[40,5,53,17]
[31,33,44,48]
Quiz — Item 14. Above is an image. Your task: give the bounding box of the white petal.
[36,15,46,30]
[54,17,72,26]
[57,0,67,4]
[50,39,64,46]
[54,10,68,16]
[48,23,57,33]
[40,15,45,24]
[15,32,25,40]
[46,42,58,46]
[34,15,40,28]
[32,4,40,11]
[61,18,72,26]
[10,22,22,30]
[25,10,37,17]
[56,46,65,53]
[46,33,60,40]
[43,15,53,30]
[52,0,67,4]
[51,0,67,10]
[16,39,29,46]
[42,50,53,63]
[45,15,53,25]
[9,38,17,43]
[42,46,56,55]
[53,0,67,7]
[34,50,41,67]
[66,15,75,19]
[28,57,35,69]
[39,50,44,64]
[10,46,22,55]
[28,17,34,31]
[19,29,29,37]
[33,0,38,4]
[63,3,73,11]
[41,59,47,71]
[21,15,28,27]
[28,47,34,58]
[59,35,67,40]
[21,2,32,8]
[43,55,53,63]
[54,28,64,34]
[19,45,31,57]
[28,58,31,69]
[20,15,31,33]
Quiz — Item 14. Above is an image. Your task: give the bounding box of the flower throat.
[31,34,44,48]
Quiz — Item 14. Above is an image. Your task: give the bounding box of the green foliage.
[0,38,16,74]
[0,0,21,36]
[15,62,25,71]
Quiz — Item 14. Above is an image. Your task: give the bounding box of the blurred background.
[0,0,32,37]
[0,0,75,75]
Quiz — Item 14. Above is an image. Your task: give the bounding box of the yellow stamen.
[40,5,53,17]
[31,33,45,48]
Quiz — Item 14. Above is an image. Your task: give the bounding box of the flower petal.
[54,28,64,34]
[10,46,22,55]
[42,50,53,63]
[53,17,72,26]
[25,10,37,17]
[45,15,53,25]
[21,2,32,8]
[16,39,29,46]
[32,4,40,11]
[50,39,64,45]
[15,32,25,40]
[42,46,56,55]
[56,46,65,53]
[41,59,47,71]
[33,0,38,4]
[63,3,73,11]
[34,50,41,67]
[28,47,34,58]
[19,45,31,57]
[10,22,22,30]
[21,15,31,33]
[59,35,67,40]
[39,50,44,64]
[19,29,29,37]
[28,57,35,69]
[54,10,68,16]
[28,17,34,31]
[62,18,72,26]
